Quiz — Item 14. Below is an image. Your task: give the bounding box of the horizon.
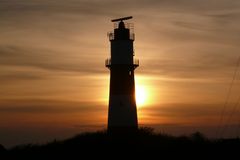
[0,0,240,148]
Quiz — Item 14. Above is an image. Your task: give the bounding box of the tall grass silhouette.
[1,127,239,159]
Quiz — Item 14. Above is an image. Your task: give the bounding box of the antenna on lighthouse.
[111,16,133,22]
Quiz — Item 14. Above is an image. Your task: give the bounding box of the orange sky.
[0,0,240,147]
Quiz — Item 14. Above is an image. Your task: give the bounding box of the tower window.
[129,71,132,75]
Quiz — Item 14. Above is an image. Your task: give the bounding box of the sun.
[135,85,148,107]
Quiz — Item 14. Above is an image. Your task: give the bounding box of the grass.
[1,127,240,159]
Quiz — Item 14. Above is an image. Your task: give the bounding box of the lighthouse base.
[107,126,138,136]
[107,95,138,133]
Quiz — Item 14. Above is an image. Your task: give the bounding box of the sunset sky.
[0,0,240,147]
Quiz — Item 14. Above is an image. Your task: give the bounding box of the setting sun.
[136,85,148,107]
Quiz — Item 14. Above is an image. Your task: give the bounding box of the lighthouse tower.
[105,16,139,133]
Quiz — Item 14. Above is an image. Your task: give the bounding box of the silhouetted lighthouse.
[105,16,139,133]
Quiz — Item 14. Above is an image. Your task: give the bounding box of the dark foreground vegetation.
[1,127,239,159]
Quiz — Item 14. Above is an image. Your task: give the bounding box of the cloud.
[0,0,111,16]
[140,46,239,79]
[0,0,239,86]
[0,98,105,113]
[0,45,105,75]
[141,102,240,126]
[0,73,43,82]
[144,103,221,117]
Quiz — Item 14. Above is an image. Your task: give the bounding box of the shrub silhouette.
[0,144,6,155]
[2,127,240,159]
[190,131,208,142]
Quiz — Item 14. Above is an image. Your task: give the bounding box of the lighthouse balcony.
[134,59,139,68]
[105,58,139,68]
[107,32,135,41]
[105,58,111,68]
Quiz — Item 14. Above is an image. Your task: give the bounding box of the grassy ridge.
[1,127,240,159]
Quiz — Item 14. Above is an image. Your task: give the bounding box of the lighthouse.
[105,16,139,133]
